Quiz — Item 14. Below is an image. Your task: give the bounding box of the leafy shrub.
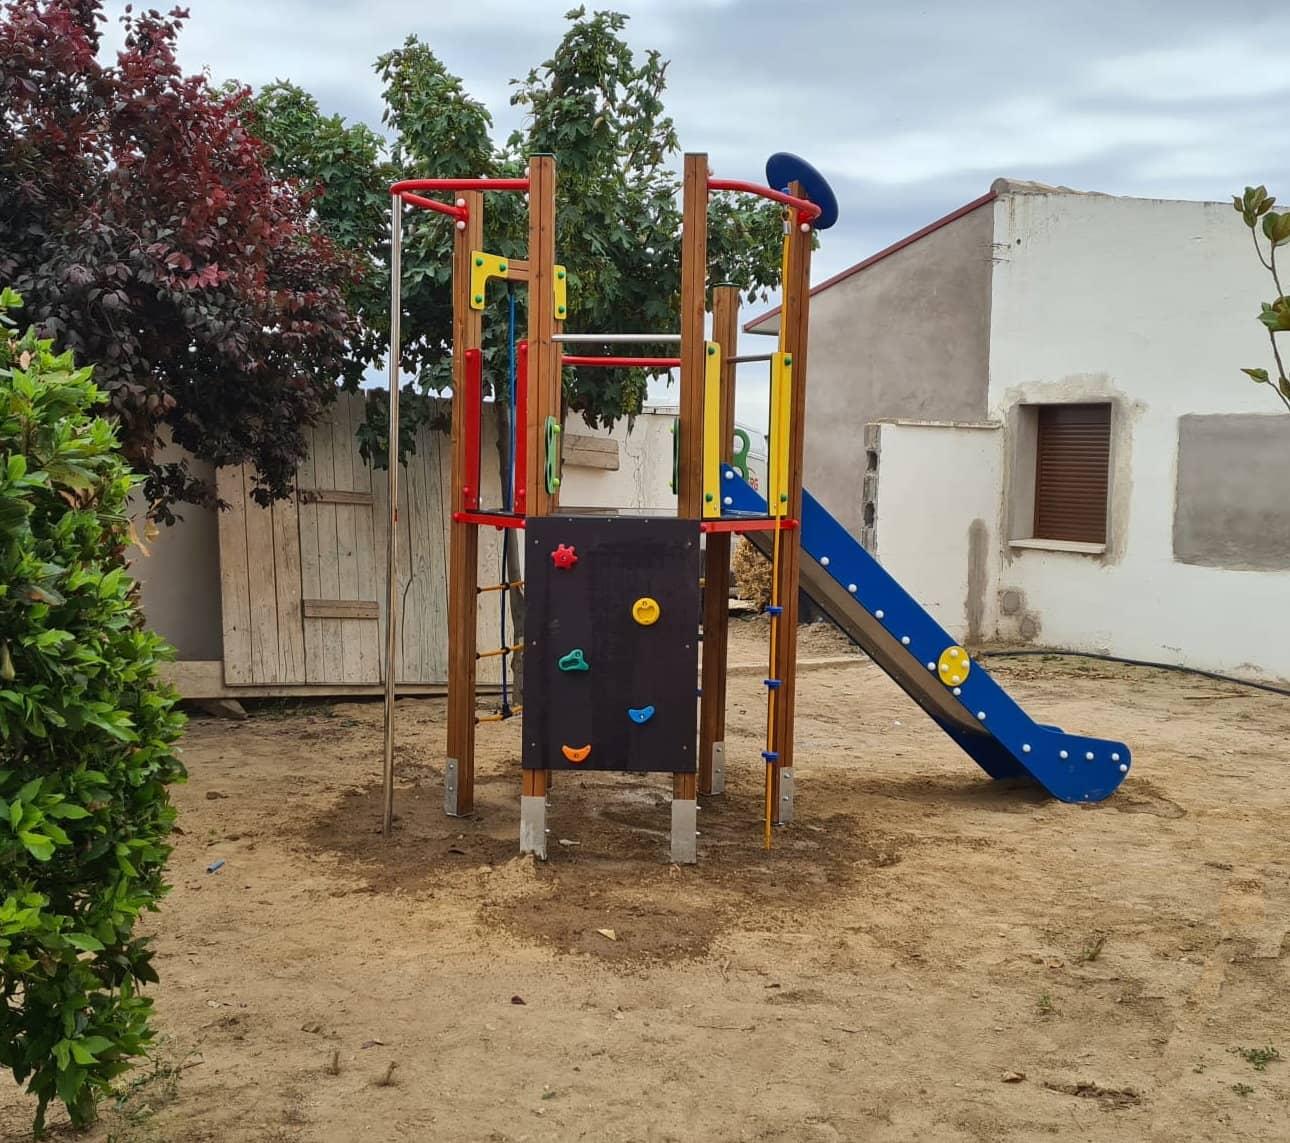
[0,288,186,1135]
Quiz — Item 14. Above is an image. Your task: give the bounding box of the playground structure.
[381,151,1133,863]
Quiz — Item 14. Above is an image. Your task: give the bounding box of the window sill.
[1010,537,1106,555]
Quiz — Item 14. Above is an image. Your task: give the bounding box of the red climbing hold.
[551,543,578,570]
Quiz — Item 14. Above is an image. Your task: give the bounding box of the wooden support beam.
[303,599,380,620]
[676,152,709,807]
[768,185,814,822]
[526,155,560,517]
[445,189,485,817]
[699,284,739,795]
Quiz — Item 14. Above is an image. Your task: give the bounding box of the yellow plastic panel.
[702,341,722,518]
[469,250,509,311]
[767,352,793,517]
[553,264,568,321]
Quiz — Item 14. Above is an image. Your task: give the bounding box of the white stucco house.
[747,179,1290,684]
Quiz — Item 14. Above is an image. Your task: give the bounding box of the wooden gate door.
[217,392,459,690]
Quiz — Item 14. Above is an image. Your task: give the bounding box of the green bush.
[0,288,186,1135]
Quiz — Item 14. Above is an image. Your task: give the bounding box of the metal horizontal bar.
[562,355,680,368]
[553,333,682,344]
[729,353,774,364]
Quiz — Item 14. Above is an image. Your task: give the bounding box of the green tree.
[0,288,186,1135]
[1234,185,1290,411]
[251,6,786,451]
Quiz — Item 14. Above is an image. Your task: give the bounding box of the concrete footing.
[670,798,698,864]
[519,795,547,859]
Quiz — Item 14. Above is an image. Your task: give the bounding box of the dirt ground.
[3,619,1289,1142]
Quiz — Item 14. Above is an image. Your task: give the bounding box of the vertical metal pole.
[382,198,403,838]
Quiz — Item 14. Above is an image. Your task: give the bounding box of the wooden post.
[520,155,558,855]
[672,153,709,860]
[526,155,560,518]
[768,186,814,823]
[445,189,484,817]
[698,284,738,796]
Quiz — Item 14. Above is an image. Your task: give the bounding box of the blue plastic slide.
[721,466,1130,802]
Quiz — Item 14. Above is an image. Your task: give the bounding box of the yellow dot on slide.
[938,645,971,688]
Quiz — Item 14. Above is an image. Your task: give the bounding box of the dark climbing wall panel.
[523,516,700,773]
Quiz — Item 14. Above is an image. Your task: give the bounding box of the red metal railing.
[707,178,822,225]
[700,517,799,534]
[514,341,528,515]
[462,348,482,511]
[391,178,530,223]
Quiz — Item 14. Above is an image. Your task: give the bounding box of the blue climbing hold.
[628,705,656,725]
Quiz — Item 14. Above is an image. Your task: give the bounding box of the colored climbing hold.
[551,543,578,570]
[562,744,591,764]
[558,649,589,672]
[628,705,655,724]
[631,596,661,626]
[937,644,971,687]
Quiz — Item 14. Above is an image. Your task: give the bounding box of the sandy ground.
[3,619,1289,1142]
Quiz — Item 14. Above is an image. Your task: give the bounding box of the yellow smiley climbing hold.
[631,597,661,626]
[937,644,971,688]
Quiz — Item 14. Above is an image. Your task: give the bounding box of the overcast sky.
[101,0,1289,432]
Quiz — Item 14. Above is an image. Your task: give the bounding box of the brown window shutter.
[1034,404,1111,543]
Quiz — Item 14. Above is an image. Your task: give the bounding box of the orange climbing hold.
[561,744,591,764]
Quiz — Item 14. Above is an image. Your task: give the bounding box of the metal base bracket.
[708,742,727,795]
[443,757,461,816]
[520,795,548,860]
[670,798,698,864]
[775,767,795,825]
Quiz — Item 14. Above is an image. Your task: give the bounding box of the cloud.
[96,0,1288,429]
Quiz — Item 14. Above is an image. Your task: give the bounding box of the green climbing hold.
[704,492,714,502]
[785,354,793,365]
[707,344,716,356]
[474,257,484,267]
[474,295,483,304]
[558,649,589,672]
[499,262,508,272]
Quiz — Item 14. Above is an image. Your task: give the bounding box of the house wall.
[867,420,1003,643]
[795,200,995,536]
[988,188,1290,682]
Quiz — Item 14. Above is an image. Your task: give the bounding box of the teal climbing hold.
[558,649,589,672]
[627,705,655,724]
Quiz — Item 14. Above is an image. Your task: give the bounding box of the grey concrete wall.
[797,201,995,535]
[1174,413,1290,571]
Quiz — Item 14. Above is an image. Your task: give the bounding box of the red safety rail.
[561,355,681,369]
[452,511,527,530]
[700,517,799,534]
[707,178,822,225]
[397,191,468,222]
[391,178,530,223]
[514,341,528,515]
[462,348,482,511]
